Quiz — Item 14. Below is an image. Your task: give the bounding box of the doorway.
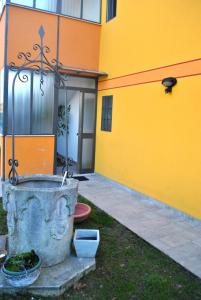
[57,88,96,176]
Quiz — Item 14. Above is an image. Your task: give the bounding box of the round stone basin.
[18,180,62,188]
[13,176,74,189]
[3,175,79,267]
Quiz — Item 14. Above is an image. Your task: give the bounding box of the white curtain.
[0,0,4,14]
[83,0,100,22]
[11,0,33,7]
[61,0,81,18]
[35,0,57,12]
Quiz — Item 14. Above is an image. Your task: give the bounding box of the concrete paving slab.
[79,173,201,279]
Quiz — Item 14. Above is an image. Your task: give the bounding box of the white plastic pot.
[73,229,100,258]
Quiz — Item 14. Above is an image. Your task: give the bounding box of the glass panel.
[57,89,67,158]
[107,0,116,21]
[0,0,5,15]
[101,96,113,131]
[32,73,55,134]
[35,0,57,12]
[57,89,80,168]
[67,90,80,162]
[63,76,96,89]
[8,70,31,135]
[61,0,81,18]
[83,0,100,22]
[0,69,4,134]
[82,138,93,170]
[83,93,96,134]
[11,0,33,7]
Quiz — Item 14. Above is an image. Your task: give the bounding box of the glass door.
[78,92,96,173]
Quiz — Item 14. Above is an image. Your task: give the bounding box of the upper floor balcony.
[0,0,101,23]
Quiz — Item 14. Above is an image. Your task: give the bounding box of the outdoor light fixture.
[162,77,177,94]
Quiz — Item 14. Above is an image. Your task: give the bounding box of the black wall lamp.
[162,77,177,94]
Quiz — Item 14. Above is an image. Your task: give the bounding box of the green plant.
[4,250,39,272]
[57,104,71,136]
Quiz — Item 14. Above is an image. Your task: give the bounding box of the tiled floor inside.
[79,174,201,279]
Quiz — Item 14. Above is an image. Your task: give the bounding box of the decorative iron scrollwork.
[8,25,70,185]
[8,159,19,185]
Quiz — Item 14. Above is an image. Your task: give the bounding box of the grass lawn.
[0,196,201,300]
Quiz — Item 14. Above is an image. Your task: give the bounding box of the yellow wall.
[96,0,201,219]
[100,0,201,78]
[96,76,201,219]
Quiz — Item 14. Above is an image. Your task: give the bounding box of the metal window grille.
[101,95,113,132]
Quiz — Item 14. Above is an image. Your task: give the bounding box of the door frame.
[77,91,97,174]
[54,83,98,175]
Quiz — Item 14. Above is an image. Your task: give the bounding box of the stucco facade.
[0,0,201,219]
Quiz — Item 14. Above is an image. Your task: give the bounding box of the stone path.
[79,174,201,279]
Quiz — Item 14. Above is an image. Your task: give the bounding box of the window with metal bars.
[101,96,113,132]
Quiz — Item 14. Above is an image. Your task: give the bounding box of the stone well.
[3,175,78,267]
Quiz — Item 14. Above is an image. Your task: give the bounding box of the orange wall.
[59,16,100,71]
[5,136,55,177]
[7,5,100,71]
[99,58,201,91]
[0,9,5,69]
[7,6,57,66]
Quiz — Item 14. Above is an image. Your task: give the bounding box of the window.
[32,73,55,134]
[0,69,4,134]
[61,0,82,18]
[10,0,101,23]
[82,0,101,23]
[10,0,33,7]
[101,96,113,132]
[35,0,57,13]
[61,76,96,89]
[8,70,55,135]
[0,0,6,15]
[107,0,116,22]
[8,70,32,135]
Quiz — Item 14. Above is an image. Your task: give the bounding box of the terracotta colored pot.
[74,203,92,224]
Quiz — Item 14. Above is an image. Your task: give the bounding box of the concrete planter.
[2,256,42,287]
[74,229,100,258]
[3,175,78,267]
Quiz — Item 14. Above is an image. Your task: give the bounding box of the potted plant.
[2,250,41,287]
[73,229,100,258]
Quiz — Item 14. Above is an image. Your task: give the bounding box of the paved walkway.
[79,174,201,279]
